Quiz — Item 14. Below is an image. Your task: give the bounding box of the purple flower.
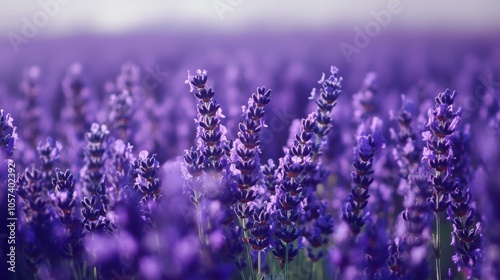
[19,66,42,148]
[81,123,110,196]
[447,127,482,278]
[60,63,95,142]
[116,62,141,93]
[133,150,162,229]
[51,168,85,260]
[0,109,18,159]
[342,134,379,235]
[108,89,134,140]
[390,95,422,179]
[187,69,229,175]
[17,166,53,274]
[424,89,462,212]
[37,137,62,187]
[108,139,134,193]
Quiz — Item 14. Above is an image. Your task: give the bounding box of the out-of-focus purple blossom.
[388,95,432,279]
[17,166,54,274]
[352,72,378,124]
[390,95,422,180]
[116,62,142,94]
[19,66,42,148]
[447,125,482,278]
[51,168,85,266]
[37,137,62,188]
[107,139,134,197]
[0,109,18,159]
[108,89,134,140]
[261,159,278,195]
[360,219,390,280]
[388,170,432,279]
[60,63,95,143]
[81,123,110,196]
[133,150,162,229]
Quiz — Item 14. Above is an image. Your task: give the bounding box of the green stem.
[94,266,97,280]
[240,266,247,280]
[69,245,79,280]
[257,250,261,280]
[318,261,323,280]
[242,218,255,279]
[155,232,160,250]
[285,242,289,280]
[312,262,316,280]
[435,212,442,280]
[194,191,204,243]
[83,261,87,278]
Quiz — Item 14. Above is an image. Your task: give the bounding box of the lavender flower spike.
[133,150,162,229]
[81,123,110,196]
[447,126,482,279]
[342,134,379,235]
[423,89,462,213]
[423,88,462,280]
[187,69,228,175]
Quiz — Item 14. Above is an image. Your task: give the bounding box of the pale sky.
[0,0,499,36]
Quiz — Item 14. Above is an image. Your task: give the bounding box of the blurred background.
[1,0,499,35]
[1,0,499,164]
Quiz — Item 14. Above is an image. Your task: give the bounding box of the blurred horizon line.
[0,0,499,38]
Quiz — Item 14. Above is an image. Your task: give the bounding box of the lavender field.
[1,2,500,280]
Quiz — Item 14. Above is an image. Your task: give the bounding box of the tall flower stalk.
[302,66,341,265]
[388,96,432,279]
[422,89,462,280]
[273,114,316,278]
[231,86,271,278]
[184,69,230,246]
[447,126,482,278]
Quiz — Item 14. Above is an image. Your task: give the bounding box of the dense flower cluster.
[1,49,498,280]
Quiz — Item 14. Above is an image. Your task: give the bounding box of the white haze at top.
[0,0,499,37]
